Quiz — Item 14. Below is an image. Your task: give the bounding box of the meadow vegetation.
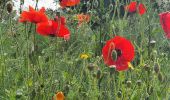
[0,0,170,100]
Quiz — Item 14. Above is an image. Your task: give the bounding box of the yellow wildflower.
[80,53,89,59]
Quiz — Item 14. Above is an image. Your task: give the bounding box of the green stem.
[147,17,151,58]
[24,23,30,99]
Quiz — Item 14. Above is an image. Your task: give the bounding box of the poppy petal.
[19,6,48,23]
[60,0,80,8]
[39,7,46,13]
[138,3,146,15]
[36,21,55,36]
[56,24,70,39]
[159,12,170,39]
[126,1,137,13]
[29,6,35,12]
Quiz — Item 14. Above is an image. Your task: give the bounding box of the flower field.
[0,0,170,100]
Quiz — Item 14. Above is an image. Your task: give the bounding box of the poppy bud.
[144,64,150,72]
[158,72,163,82]
[109,4,114,12]
[93,0,99,9]
[55,11,61,17]
[110,65,116,75]
[6,1,13,13]
[117,91,122,98]
[149,40,156,48]
[86,1,91,9]
[149,86,154,95]
[64,85,70,95]
[87,63,96,71]
[154,63,160,73]
[136,80,142,87]
[97,69,101,79]
[16,89,23,99]
[126,80,132,88]
[145,93,150,100]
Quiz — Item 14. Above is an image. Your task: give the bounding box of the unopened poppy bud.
[97,69,101,79]
[86,1,91,9]
[149,40,156,48]
[87,63,96,71]
[158,72,163,82]
[64,85,70,94]
[93,0,99,9]
[16,89,23,99]
[154,63,160,73]
[144,64,150,71]
[37,68,42,75]
[136,80,142,87]
[6,1,13,13]
[145,93,150,100]
[55,11,61,17]
[109,65,116,75]
[117,91,122,98]
[109,4,114,12]
[126,80,132,88]
[149,86,154,95]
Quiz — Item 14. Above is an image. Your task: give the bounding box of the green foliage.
[0,0,170,100]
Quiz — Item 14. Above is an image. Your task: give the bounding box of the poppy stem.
[35,0,38,10]
[19,0,24,14]
[0,23,6,99]
[147,16,151,58]
[109,68,116,100]
[24,23,30,99]
[9,14,13,36]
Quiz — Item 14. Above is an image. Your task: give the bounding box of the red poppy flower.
[19,6,48,23]
[125,2,146,15]
[138,3,146,15]
[55,16,66,25]
[59,0,80,8]
[102,36,135,71]
[36,19,70,40]
[125,1,137,13]
[159,12,170,39]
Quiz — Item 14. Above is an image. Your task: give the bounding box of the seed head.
[126,80,132,88]
[149,40,156,48]
[6,1,13,13]
[97,68,101,79]
[154,63,160,73]
[144,64,150,72]
[136,80,142,87]
[117,91,122,98]
[158,72,163,82]
[87,63,96,71]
